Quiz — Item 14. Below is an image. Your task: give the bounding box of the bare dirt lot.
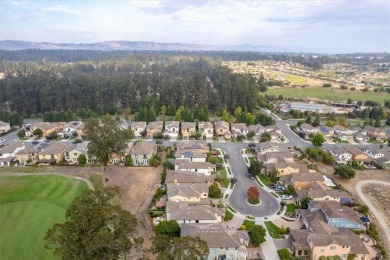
[362,184,390,225]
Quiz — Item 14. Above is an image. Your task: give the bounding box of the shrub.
[277,248,296,260]
[209,182,222,198]
[154,221,180,238]
[248,225,266,246]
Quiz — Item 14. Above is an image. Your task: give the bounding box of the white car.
[0,139,6,143]
[281,194,293,200]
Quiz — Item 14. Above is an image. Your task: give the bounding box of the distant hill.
[0,40,310,53]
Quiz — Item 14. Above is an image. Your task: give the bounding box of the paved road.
[355,180,390,246]
[214,142,280,217]
[1,130,18,146]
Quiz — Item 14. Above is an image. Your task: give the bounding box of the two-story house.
[247,124,265,136]
[37,142,67,164]
[296,182,350,205]
[167,183,209,202]
[297,200,366,231]
[333,125,357,141]
[291,220,369,260]
[214,121,231,139]
[327,146,352,165]
[231,123,249,138]
[131,121,146,139]
[163,121,180,139]
[166,201,224,225]
[300,123,319,135]
[267,161,309,177]
[343,146,372,166]
[16,146,39,165]
[0,142,25,166]
[0,120,11,134]
[283,171,324,190]
[64,142,89,164]
[146,121,164,139]
[181,122,196,140]
[130,141,156,166]
[198,121,214,139]
[255,141,281,154]
[365,125,387,141]
[165,170,213,186]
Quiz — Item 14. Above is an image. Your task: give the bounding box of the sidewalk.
[255,218,280,260]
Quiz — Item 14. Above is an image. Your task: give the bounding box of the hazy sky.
[1,0,389,53]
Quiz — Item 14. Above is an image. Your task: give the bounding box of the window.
[330,246,336,250]
[320,249,324,253]
[341,254,347,258]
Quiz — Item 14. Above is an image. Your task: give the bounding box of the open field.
[266,86,389,105]
[0,175,87,260]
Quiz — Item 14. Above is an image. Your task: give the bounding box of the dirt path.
[356,181,390,246]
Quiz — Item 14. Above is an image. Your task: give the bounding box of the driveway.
[213,142,280,217]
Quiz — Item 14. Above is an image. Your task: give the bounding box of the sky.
[0,0,389,53]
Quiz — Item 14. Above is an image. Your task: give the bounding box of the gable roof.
[39,142,67,155]
[291,171,324,182]
[131,121,146,129]
[181,223,244,248]
[165,170,213,184]
[167,183,209,199]
[0,142,25,154]
[176,161,215,170]
[130,141,155,155]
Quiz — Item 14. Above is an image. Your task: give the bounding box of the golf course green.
[0,174,88,259]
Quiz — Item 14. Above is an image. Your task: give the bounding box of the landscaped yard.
[224,210,234,221]
[216,168,229,188]
[0,175,88,259]
[242,219,256,229]
[264,221,282,239]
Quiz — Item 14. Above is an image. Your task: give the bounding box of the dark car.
[156,140,163,145]
[269,183,277,189]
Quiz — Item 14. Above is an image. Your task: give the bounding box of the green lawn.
[267,86,389,105]
[0,175,88,260]
[259,174,271,186]
[286,203,297,214]
[224,210,234,221]
[264,221,282,239]
[216,168,229,188]
[242,219,255,230]
[88,174,103,190]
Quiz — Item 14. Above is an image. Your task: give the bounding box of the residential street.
[213,142,280,217]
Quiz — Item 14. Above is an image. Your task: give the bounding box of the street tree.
[312,133,325,147]
[248,160,263,177]
[45,187,137,259]
[248,225,267,246]
[33,128,43,137]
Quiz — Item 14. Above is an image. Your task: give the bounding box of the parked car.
[281,194,293,200]
[0,139,5,143]
[269,183,277,189]
[275,186,286,191]
[156,140,163,145]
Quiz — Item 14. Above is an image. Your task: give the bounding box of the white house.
[163,121,180,139]
[231,123,249,138]
[0,120,11,134]
[131,121,146,139]
[64,142,89,164]
[300,123,319,134]
[198,121,214,139]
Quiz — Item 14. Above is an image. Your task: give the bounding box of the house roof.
[39,142,67,155]
[165,170,213,184]
[328,146,350,156]
[247,124,264,133]
[130,141,155,155]
[16,146,38,155]
[333,125,349,132]
[181,122,196,130]
[131,121,146,129]
[231,123,248,131]
[310,201,364,225]
[198,121,213,131]
[214,121,229,129]
[0,120,10,127]
[308,182,349,199]
[165,121,179,129]
[167,183,209,199]
[64,142,89,153]
[343,146,365,156]
[175,149,207,159]
[146,121,163,131]
[291,171,324,182]
[176,142,208,150]
[181,223,245,248]
[176,161,215,170]
[301,123,317,131]
[0,142,25,154]
[258,141,277,150]
[170,205,224,221]
[291,229,310,251]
